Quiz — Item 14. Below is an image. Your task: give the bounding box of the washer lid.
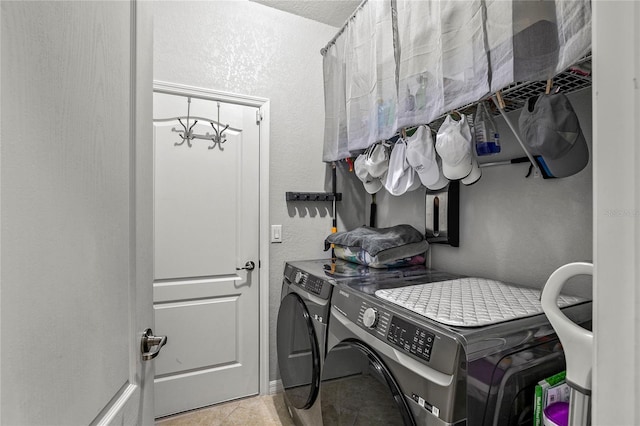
[375,277,587,327]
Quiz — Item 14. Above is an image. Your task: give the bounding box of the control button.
[362,307,379,328]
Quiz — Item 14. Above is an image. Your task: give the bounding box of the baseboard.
[269,379,283,394]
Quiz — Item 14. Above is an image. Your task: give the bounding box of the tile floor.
[155,393,295,426]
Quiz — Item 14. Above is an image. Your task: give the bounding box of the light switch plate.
[271,225,282,243]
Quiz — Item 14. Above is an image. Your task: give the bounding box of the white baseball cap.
[461,156,482,185]
[364,143,389,178]
[427,156,450,190]
[384,140,419,196]
[405,126,441,188]
[435,114,474,180]
[355,152,383,194]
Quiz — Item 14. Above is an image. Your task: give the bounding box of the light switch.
[271,225,282,243]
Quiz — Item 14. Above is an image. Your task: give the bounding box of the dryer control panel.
[356,301,436,363]
[387,315,436,362]
[284,264,332,300]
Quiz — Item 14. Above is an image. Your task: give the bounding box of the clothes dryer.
[321,275,592,426]
[277,261,332,425]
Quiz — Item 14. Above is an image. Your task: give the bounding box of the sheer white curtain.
[344,0,397,153]
[396,0,444,129]
[440,0,490,111]
[322,36,349,162]
[322,0,592,163]
[486,0,592,91]
[555,0,591,73]
[397,0,490,127]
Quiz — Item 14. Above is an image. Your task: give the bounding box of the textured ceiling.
[251,0,362,28]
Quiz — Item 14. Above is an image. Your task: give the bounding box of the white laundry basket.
[541,262,593,426]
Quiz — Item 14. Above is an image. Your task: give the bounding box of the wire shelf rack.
[426,55,592,131]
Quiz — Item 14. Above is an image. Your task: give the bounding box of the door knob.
[236,261,255,271]
[141,328,167,361]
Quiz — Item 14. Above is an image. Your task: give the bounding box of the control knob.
[294,271,304,284]
[362,307,379,328]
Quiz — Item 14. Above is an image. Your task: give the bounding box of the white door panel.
[154,295,240,375]
[153,90,260,417]
[154,119,241,279]
[592,3,640,424]
[1,1,154,424]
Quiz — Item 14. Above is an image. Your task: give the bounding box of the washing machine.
[277,259,436,425]
[321,275,592,426]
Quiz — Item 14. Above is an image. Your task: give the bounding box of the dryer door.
[276,292,320,409]
[321,340,415,426]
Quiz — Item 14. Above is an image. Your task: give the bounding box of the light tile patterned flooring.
[155,394,296,426]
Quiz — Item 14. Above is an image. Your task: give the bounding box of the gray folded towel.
[324,224,425,256]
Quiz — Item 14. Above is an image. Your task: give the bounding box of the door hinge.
[256,109,263,124]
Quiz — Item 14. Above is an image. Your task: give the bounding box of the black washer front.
[320,339,415,426]
[276,292,320,410]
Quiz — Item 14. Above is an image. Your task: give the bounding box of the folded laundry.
[324,224,426,257]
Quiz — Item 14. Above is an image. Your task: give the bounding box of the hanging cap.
[384,140,418,196]
[364,143,390,178]
[426,156,450,190]
[406,126,442,188]
[461,156,482,185]
[355,153,383,194]
[435,115,474,180]
[519,93,589,178]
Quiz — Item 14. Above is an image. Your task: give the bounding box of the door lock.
[236,261,256,271]
[141,328,167,361]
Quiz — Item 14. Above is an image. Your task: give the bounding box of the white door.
[0,1,156,424]
[152,89,261,417]
[592,2,640,424]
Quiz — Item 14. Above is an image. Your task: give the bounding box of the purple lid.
[544,402,569,426]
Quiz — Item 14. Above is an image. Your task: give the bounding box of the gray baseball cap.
[519,93,589,178]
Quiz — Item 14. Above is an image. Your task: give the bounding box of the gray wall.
[373,89,593,296]
[154,0,592,384]
[152,1,363,383]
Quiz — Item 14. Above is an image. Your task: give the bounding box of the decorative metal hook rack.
[171,97,230,150]
[173,97,196,147]
[207,102,230,150]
